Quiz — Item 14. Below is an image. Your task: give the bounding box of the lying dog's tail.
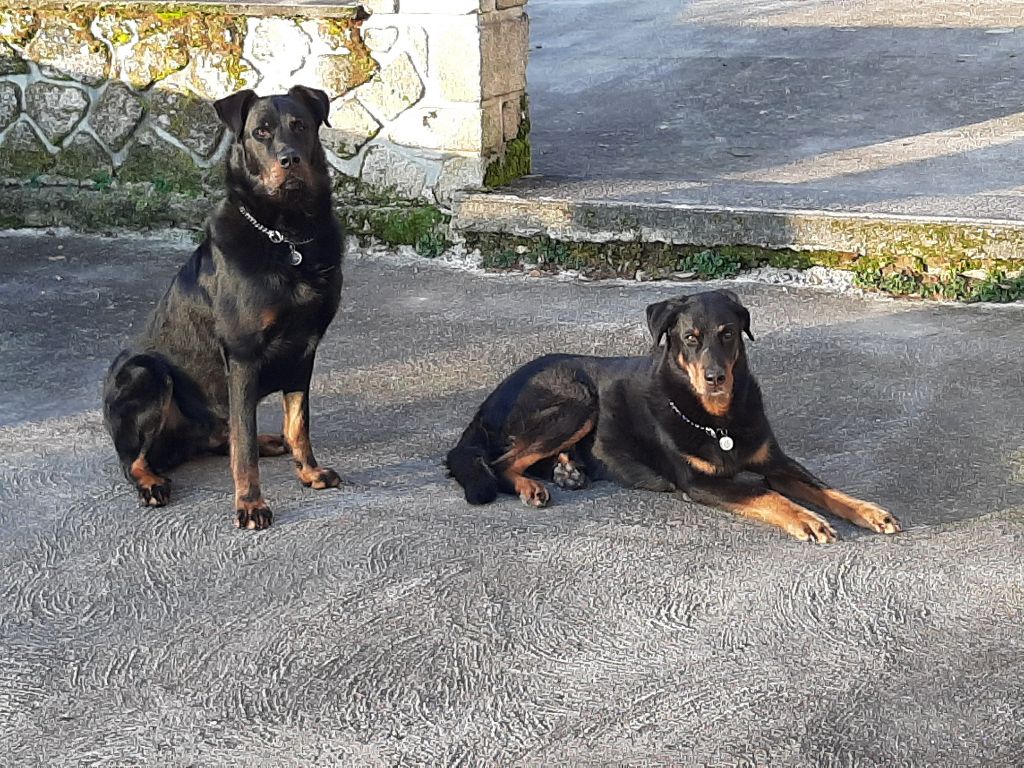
[445,418,501,505]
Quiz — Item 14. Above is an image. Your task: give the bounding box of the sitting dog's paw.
[552,453,587,490]
[136,477,171,507]
[235,501,273,530]
[297,466,343,490]
[515,477,550,508]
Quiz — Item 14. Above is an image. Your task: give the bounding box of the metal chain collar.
[668,399,734,451]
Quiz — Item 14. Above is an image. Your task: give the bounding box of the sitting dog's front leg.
[227,357,272,530]
[762,451,901,535]
[282,365,342,491]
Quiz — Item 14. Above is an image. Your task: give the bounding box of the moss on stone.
[0,7,38,47]
[0,40,28,74]
[344,204,451,257]
[485,96,531,188]
[462,231,1024,302]
[314,17,379,93]
[0,123,56,177]
[53,133,113,180]
[116,138,204,195]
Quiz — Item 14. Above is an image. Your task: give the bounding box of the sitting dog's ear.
[716,289,754,340]
[288,85,332,128]
[646,297,689,346]
[214,89,258,137]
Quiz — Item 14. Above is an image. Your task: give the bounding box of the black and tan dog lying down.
[446,290,901,543]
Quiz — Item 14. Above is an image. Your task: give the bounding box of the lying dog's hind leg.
[498,420,595,508]
[552,451,588,490]
[495,363,598,507]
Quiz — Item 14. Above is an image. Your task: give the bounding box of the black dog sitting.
[446,290,901,543]
[103,86,344,530]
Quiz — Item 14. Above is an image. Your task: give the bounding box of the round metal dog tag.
[718,435,734,451]
[289,249,303,266]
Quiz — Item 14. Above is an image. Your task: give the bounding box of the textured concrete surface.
[524,0,1024,219]
[2,231,1024,765]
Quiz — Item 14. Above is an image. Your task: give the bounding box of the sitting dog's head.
[646,290,754,415]
[214,86,332,204]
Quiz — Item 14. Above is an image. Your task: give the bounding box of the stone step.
[451,191,1024,264]
[450,188,1024,300]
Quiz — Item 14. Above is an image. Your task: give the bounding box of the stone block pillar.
[356,0,530,204]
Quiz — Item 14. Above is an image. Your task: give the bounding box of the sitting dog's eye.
[721,330,734,340]
[684,334,699,346]
[292,120,306,133]
[253,127,271,140]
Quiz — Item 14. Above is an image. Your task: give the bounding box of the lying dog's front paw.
[137,477,171,507]
[515,477,550,508]
[297,466,343,490]
[790,508,837,544]
[235,501,273,530]
[853,501,902,534]
[552,453,587,490]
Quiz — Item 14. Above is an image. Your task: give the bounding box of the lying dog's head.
[646,290,754,416]
[214,86,331,205]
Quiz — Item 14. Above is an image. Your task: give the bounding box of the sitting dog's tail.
[445,418,501,505]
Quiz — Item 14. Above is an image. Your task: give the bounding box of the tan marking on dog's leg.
[748,441,772,466]
[769,477,901,534]
[130,455,171,507]
[498,420,595,508]
[683,454,720,475]
[283,392,341,490]
[721,491,838,543]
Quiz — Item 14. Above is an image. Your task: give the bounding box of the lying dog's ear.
[716,289,754,340]
[214,89,258,137]
[646,297,690,346]
[288,85,331,128]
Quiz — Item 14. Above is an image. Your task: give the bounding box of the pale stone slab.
[322,98,381,159]
[358,53,424,121]
[0,81,20,131]
[361,144,427,198]
[387,105,483,153]
[25,18,110,86]
[364,27,399,53]
[430,19,483,102]
[25,82,89,144]
[91,82,145,152]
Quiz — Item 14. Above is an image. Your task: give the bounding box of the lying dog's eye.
[721,330,735,340]
[684,334,699,346]
[292,120,306,133]
[253,127,271,140]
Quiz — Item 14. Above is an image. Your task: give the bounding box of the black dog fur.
[103,86,344,530]
[446,290,901,543]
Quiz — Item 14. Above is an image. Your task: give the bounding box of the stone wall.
[0,1,530,211]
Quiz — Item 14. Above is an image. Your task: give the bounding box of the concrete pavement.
[1,231,1023,764]
[524,0,1024,219]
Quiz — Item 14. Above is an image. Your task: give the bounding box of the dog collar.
[668,400,734,451]
[238,205,314,266]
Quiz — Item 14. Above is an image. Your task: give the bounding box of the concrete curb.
[452,192,1024,262]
